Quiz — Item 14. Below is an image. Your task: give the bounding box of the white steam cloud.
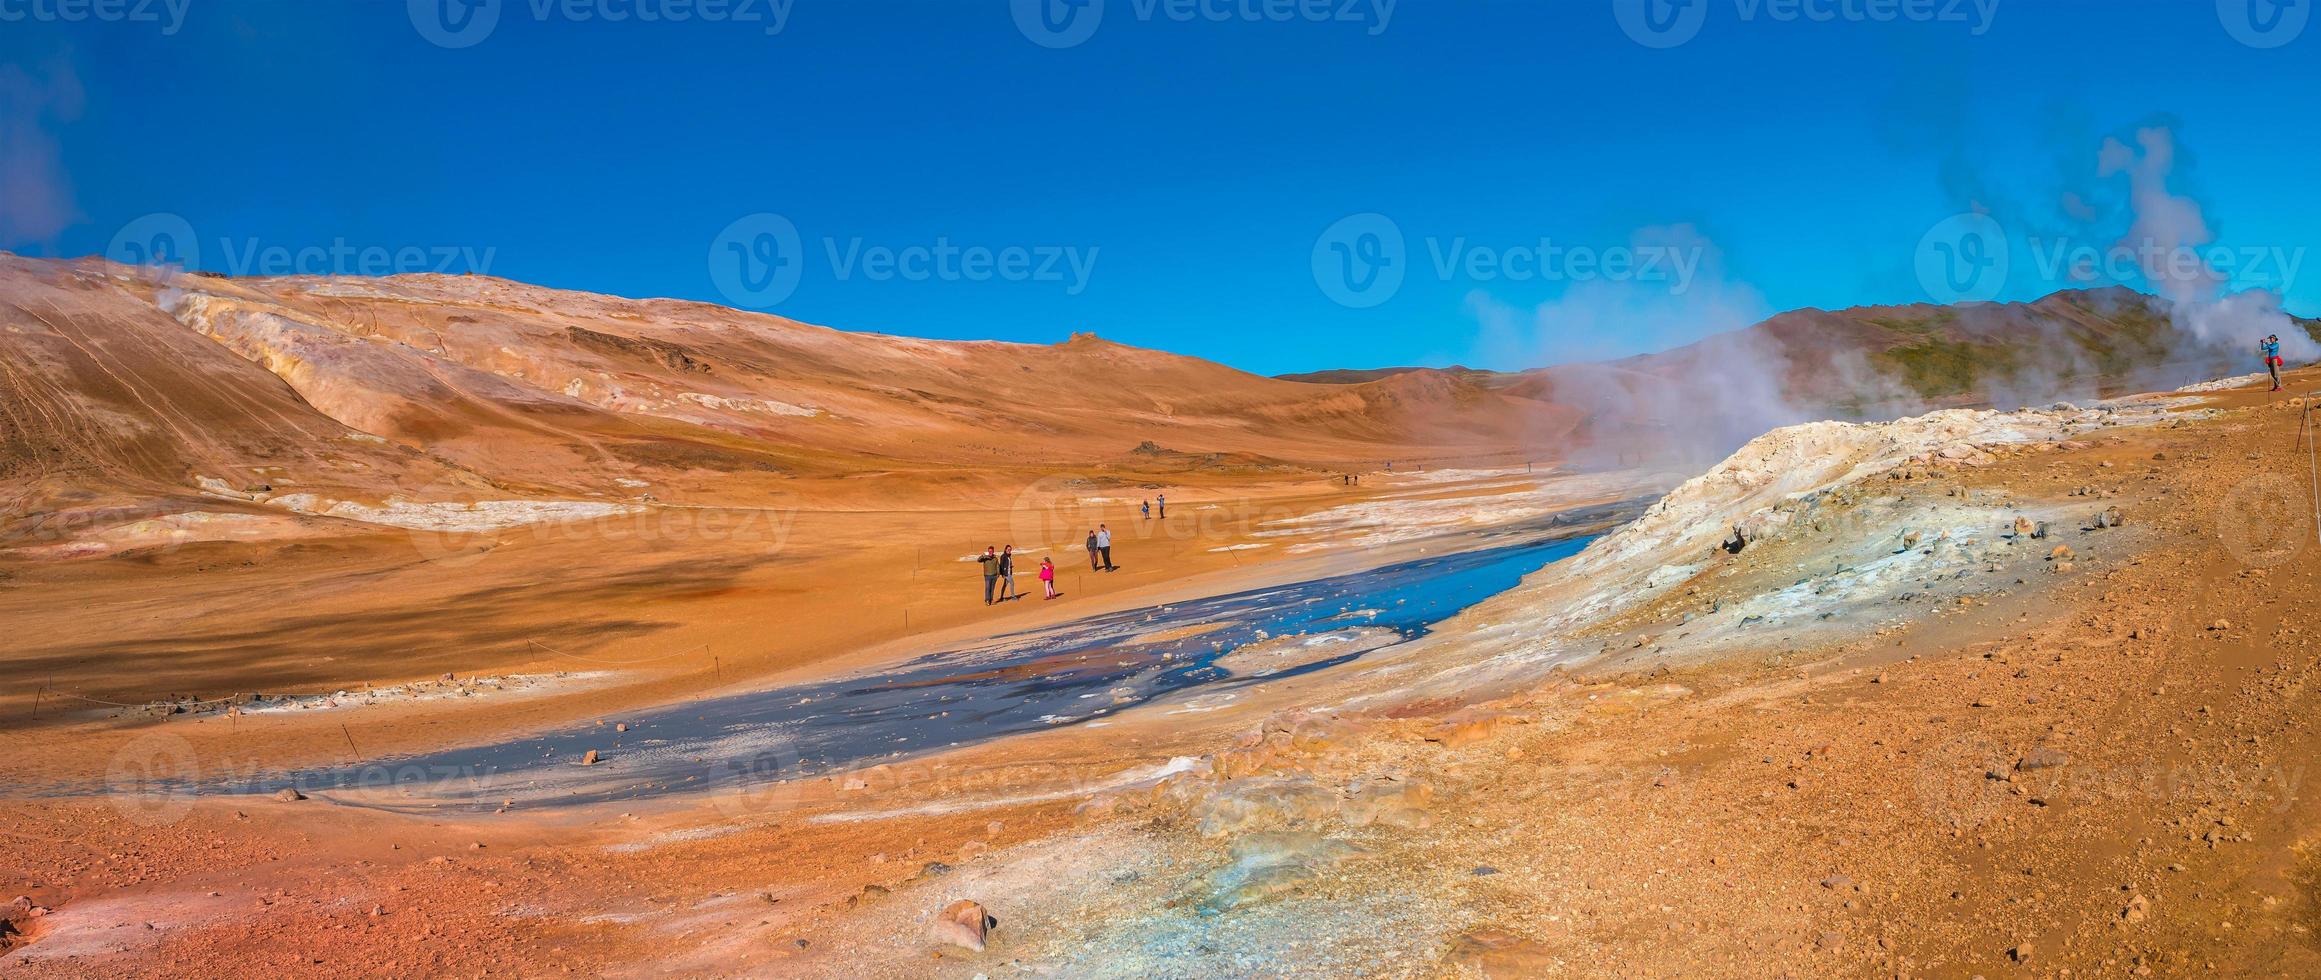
[1464,225,1839,467]
[2096,125,2313,360]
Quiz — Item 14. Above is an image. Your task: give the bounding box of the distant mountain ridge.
[1290,286,2302,397]
[1286,286,2313,411]
[0,258,2293,547]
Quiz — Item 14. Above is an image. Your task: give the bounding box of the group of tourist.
[974,545,1055,604]
[975,495,1180,606]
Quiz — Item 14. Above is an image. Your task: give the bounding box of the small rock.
[2049,545,2074,561]
[273,788,305,802]
[1820,874,1855,890]
[1447,928,1558,974]
[929,899,996,953]
[581,750,601,766]
[2010,943,2035,963]
[2017,747,2071,771]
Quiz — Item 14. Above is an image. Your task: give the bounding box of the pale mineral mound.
[1383,399,2185,695]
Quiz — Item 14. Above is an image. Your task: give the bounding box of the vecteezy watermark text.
[1422,236,1701,288]
[0,0,189,34]
[1012,0,1395,48]
[826,238,1098,295]
[107,213,497,277]
[1615,0,1998,48]
[408,0,793,49]
[2028,237,2305,291]
[1310,212,1703,308]
[1913,211,2307,305]
[708,213,1098,309]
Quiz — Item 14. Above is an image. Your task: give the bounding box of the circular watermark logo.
[1914,212,2009,304]
[1311,212,1405,309]
[2216,472,2310,568]
[709,212,804,309]
[1613,0,1707,48]
[107,732,201,828]
[2218,0,2309,48]
[707,733,805,821]
[409,0,503,48]
[107,213,200,270]
[1013,0,1104,48]
[1007,474,1107,552]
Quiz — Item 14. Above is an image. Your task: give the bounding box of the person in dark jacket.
[1085,530,1101,571]
[977,546,1000,605]
[997,545,1018,601]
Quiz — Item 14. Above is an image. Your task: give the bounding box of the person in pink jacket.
[1039,556,1058,599]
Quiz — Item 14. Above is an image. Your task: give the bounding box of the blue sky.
[5,0,2318,375]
